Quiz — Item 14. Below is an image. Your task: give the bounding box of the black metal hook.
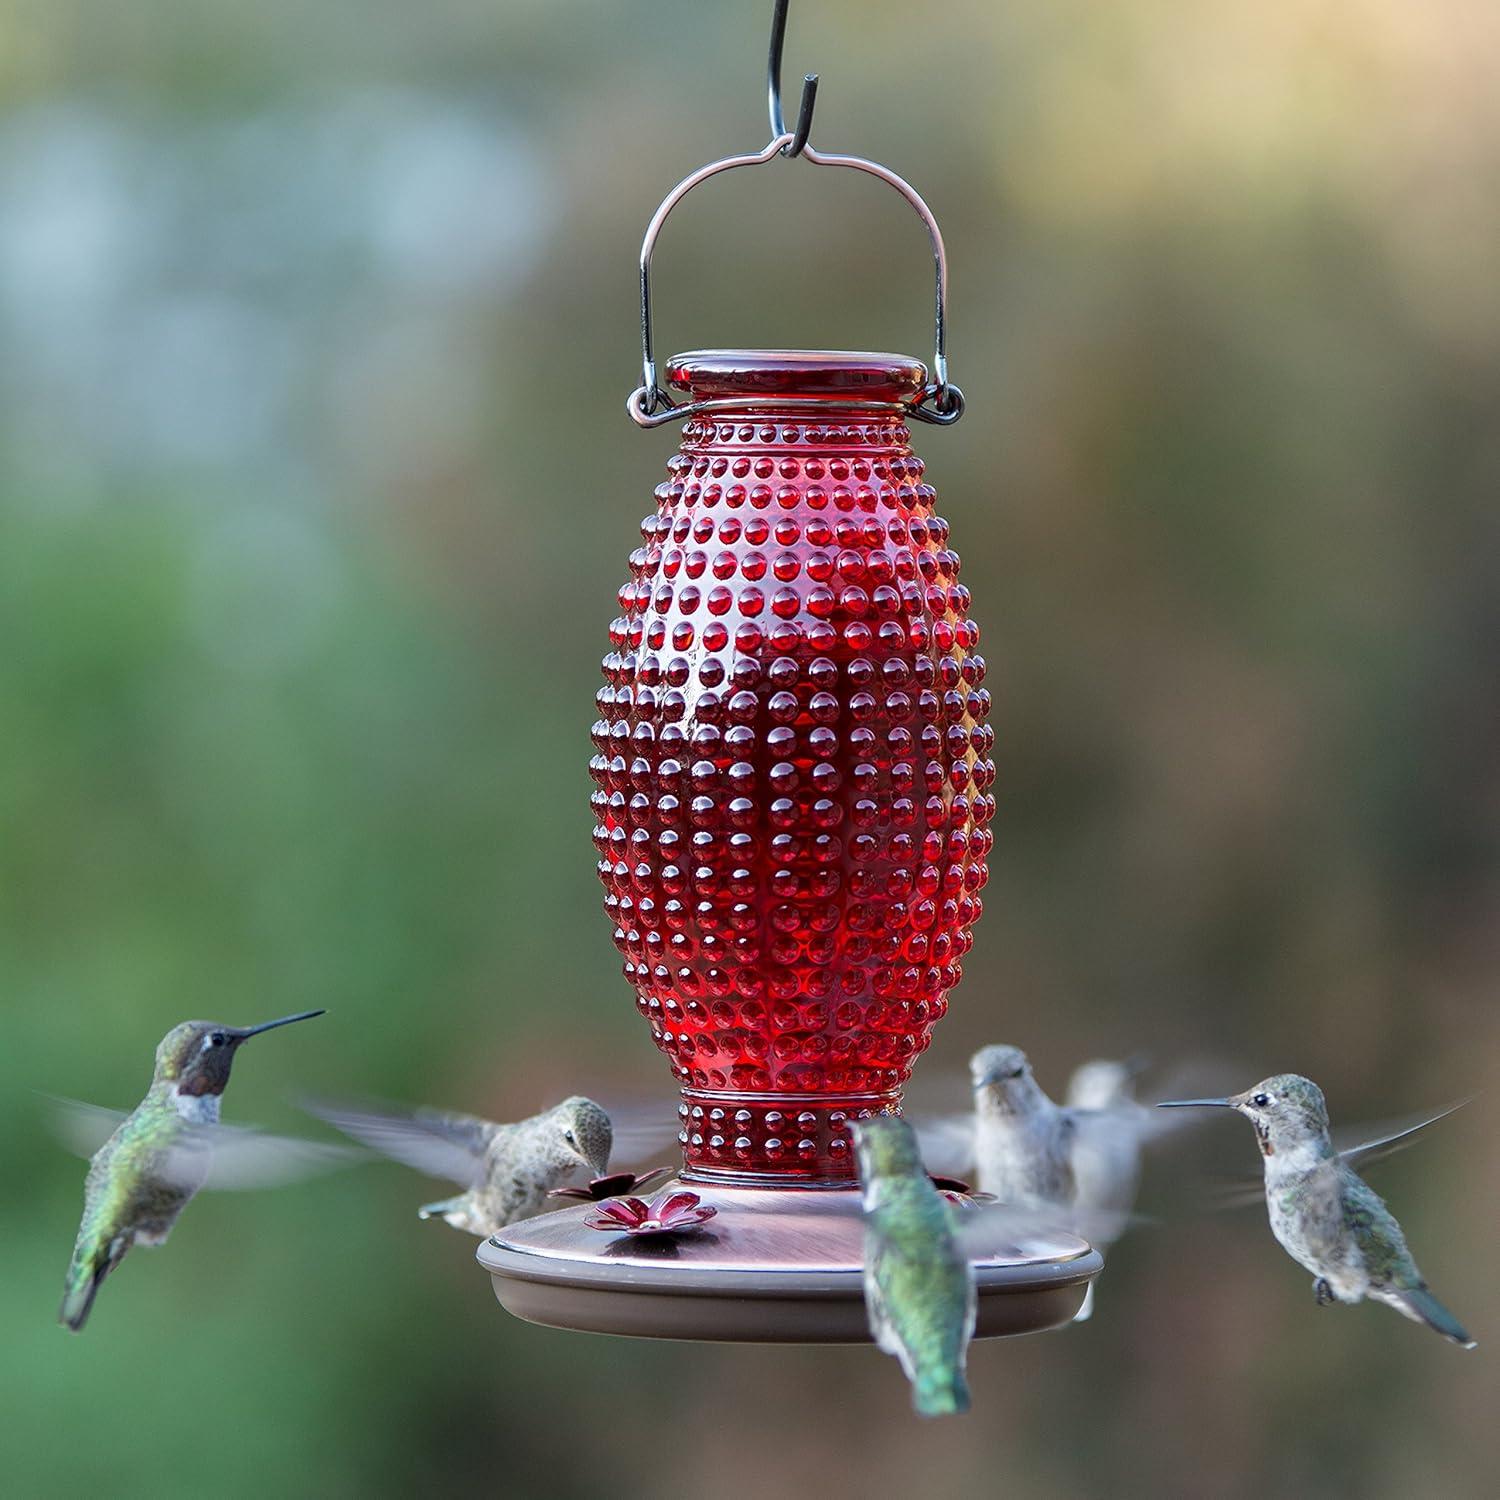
[627,1,963,427]
[767,0,818,157]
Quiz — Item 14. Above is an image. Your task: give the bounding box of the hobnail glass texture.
[591,352,994,1183]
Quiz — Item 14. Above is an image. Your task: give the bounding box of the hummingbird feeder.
[478,1,1101,1341]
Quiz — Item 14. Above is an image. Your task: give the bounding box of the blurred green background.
[2,2,1497,1496]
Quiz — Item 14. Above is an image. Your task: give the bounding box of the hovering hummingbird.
[968,1044,1078,1207]
[56,1010,345,1333]
[852,1116,974,1418]
[306,1094,619,1237]
[916,1045,1175,1321]
[1063,1054,1160,1319]
[1159,1074,1476,1349]
[920,1046,1166,1228]
[1065,1055,1157,1227]
[1066,1055,1151,1111]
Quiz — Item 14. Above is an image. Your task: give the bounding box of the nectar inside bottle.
[591,351,995,1185]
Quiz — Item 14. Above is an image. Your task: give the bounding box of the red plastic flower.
[549,1167,672,1202]
[930,1174,975,1196]
[583,1189,717,1237]
[930,1174,998,1208]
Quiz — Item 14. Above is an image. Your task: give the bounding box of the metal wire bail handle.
[627,2,964,430]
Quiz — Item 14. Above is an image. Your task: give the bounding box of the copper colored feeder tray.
[478,1179,1102,1343]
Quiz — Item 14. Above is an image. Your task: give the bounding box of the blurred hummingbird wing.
[41,1095,127,1158]
[41,1096,361,1188]
[409,1106,500,1158]
[174,1125,366,1191]
[1068,1107,1151,1220]
[302,1097,496,1188]
[1207,1175,1269,1212]
[1204,1101,1472,1211]
[598,1101,681,1167]
[1130,1100,1208,1145]
[1335,1099,1471,1173]
[1071,1102,1157,1149]
[906,1113,976,1177]
[951,1199,1135,1257]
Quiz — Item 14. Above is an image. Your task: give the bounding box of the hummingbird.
[1159,1074,1476,1349]
[916,1045,1173,1321]
[1065,1055,1157,1230]
[852,1116,975,1418]
[968,1044,1078,1208]
[305,1094,618,1237]
[57,1009,341,1333]
[1063,1055,1160,1320]
[1066,1055,1152,1111]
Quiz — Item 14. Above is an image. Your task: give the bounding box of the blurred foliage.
[1,2,1497,1497]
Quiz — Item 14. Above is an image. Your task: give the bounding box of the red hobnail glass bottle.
[591,350,994,1185]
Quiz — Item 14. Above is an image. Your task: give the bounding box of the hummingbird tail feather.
[59,1264,107,1333]
[912,1369,971,1418]
[1395,1287,1476,1349]
[60,1233,131,1333]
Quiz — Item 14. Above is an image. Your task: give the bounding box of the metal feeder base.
[477,1179,1102,1343]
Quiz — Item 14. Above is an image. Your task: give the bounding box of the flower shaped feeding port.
[478,3,1101,1342]
[550,1169,674,1203]
[584,1191,718,1238]
[931,1176,998,1208]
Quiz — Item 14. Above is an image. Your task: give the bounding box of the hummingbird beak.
[1156,1097,1236,1109]
[235,1009,327,1040]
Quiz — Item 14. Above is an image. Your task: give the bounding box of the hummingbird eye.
[210,1032,227,1048]
[564,1130,577,1146]
[1251,1092,1271,1107]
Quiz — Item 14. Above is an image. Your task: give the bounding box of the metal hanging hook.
[767,0,818,158]
[627,0,965,429]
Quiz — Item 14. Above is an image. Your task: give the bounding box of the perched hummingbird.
[852,1116,975,1418]
[1159,1074,1476,1349]
[57,1010,340,1333]
[306,1095,617,1236]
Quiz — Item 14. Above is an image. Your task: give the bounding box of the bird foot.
[1313,1277,1336,1307]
